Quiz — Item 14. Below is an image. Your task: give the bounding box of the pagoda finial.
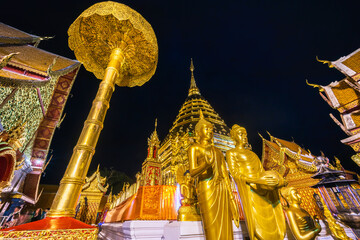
[155,118,157,130]
[188,58,200,96]
[199,109,204,119]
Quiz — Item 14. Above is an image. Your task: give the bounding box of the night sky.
[3,0,360,185]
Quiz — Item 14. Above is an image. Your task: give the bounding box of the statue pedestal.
[98,220,169,240]
[163,221,249,240]
[98,219,358,239]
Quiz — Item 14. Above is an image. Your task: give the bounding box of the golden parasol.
[48,1,158,218]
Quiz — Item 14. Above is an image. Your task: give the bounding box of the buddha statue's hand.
[262,175,279,187]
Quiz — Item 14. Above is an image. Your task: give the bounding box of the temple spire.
[188,58,201,96]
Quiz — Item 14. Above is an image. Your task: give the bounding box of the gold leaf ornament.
[68,1,158,87]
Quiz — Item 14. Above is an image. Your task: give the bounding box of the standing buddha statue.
[188,111,240,240]
[226,124,287,240]
[281,187,321,240]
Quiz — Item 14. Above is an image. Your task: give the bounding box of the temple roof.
[274,137,310,156]
[331,48,360,80]
[0,24,80,158]
[164,60,229,142]
[0,42,80,86]
[82,165,109,193]
[322,79,360,113]
[0,23,81,201]
[263,134,316,164]
[342,109,360,131]
[0,23,41,45]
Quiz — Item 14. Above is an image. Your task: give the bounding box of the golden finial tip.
[190,58,194,72]
[155,118,157,129]
[199,109,204,119]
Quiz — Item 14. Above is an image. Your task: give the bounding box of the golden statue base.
[0,217,97,239]
[177,205,201,221]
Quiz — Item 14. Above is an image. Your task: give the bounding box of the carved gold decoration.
[0,52,19,70]
[227,124,287,240]
[0,228,98,240]
[351,153,360,168]
[0,74,57,157]
[76,165,108,224]
[68,1,158,87]
[105,185,177,221]
[281,187,321,240]
[48,1,158,218]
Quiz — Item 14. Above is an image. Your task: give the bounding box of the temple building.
[261,133,322,217]
[261,133,360,238]
[75,165,109,225]
[310,49,360,167]
[0,23,80,218]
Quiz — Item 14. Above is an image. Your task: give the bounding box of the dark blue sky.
[3,0,360,183]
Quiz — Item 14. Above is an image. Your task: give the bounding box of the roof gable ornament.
[148,118,160,147]
[82,164,109,193]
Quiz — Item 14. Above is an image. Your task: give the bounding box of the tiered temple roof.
[261,134,322,217]
[310,49,360,166]
[0,23,81,202]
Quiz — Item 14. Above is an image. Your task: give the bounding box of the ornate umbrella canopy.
[68,1,158,87]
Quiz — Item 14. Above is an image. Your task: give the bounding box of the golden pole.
[48,48,124,217]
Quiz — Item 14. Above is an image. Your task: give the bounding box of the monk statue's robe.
[281,187,321,240]
[227,124,286,240]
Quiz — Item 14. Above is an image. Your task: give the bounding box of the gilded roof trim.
[0,36,40,45]
[332,48,360,77]
[0,75,50,87]
[48,62,81,78]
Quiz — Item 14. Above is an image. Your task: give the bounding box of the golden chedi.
[226,124,287,240]
[281,187,321,240]
[188,111,240,240]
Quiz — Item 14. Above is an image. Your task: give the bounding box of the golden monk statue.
[188,111,240,239]
[226,124,286,240]
[177,165,201,221]
[281,187,321,240]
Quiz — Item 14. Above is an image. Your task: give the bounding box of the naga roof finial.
[306,79,324,92]
[316,56,334,68]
